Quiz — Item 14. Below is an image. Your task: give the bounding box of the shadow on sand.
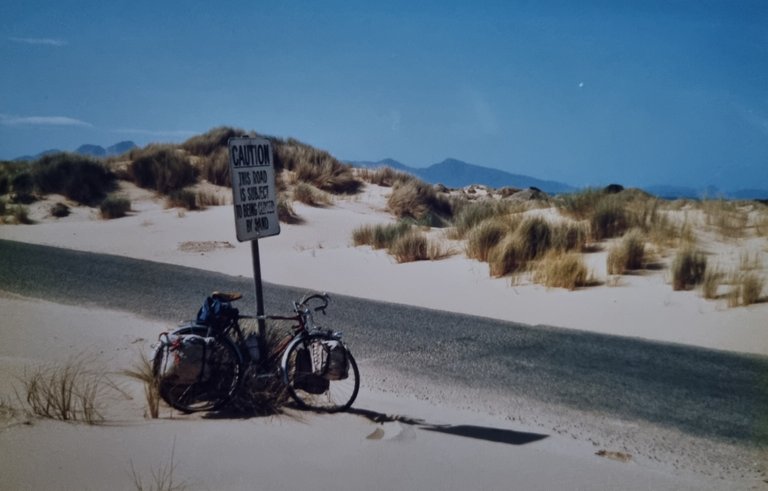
[349,408,548,446]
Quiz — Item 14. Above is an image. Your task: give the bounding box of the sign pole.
[251,240,266,361]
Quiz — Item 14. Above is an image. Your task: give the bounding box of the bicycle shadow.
[348,408,548,446]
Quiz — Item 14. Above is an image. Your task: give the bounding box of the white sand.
[2,182,766,355]
[1,184,767,489]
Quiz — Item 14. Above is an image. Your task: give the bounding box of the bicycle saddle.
[212,291,242,302]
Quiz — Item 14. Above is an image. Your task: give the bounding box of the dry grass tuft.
[606,229,646,274]
[388,179,453,225]
[703,199,749,239]
[100,195,131,219]
[466,218,509,262]
[452,200,510,239]
[292,182,331,207]
[130,440,187,491]
[727,272,765,307]
[16,357,114,424]
[515,216,553,260]
[671,247,707,291]
[352,221,412,249]
[122,351,161,419]
[273,137,361,194]
[128,146,197,195]
[532,251,590,290]
[277,195,302,224]
[551,221,589,252]
[390,231,429,263]
[488,233,523,277]
[358,166,414,187]
[701,266,723,300]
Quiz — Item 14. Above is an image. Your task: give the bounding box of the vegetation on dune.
[532,251,590,290]
[358,166,415,187]
[33,153,116,205]
[671,247,707,291]
[606,228,646,275]
[388,179,453,225]
[100,195,131,219]
[128,146,197,194]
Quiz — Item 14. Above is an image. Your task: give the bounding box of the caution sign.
[228,136,280,241]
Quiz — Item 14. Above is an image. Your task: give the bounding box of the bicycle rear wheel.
[281,334,360,412]
[153,326,242,413]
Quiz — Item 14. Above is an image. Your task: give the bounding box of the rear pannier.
[156,333,215,384]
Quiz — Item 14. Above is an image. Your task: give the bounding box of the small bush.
[533,251,589,290]
[129,147,197,194]
[388,179,453,224]
[671,247,707,291]
[11,171,34,196]
[606,229,645,274]
[293,182,331,207]
[466,218,509,262]
[488,234,522,277]
[515,216,552,260]
[50,202,70,218]
[33,153,116,205]
[100,196,131,219]
[390,231,429,263]
[166,189,199,210]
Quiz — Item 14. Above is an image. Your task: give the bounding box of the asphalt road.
[1,238,767,446]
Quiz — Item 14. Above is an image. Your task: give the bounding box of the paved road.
[1,239,766,446]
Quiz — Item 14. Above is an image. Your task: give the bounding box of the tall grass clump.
[292,182,331,207]
[166,189,199,210]
[591,196,629,240]
[277,194,301,224]
[16,357,112,424]
[32,153,116,205]
[390,231,429,263]
[606,229,646,274]
[452,200,507,239]
[466,218,509,261]
[532,251,589,290]
[703,199,749,239]
[671,247,707,291]
[727,273,765,307]
[199,147,231,186]
[388,179,453,225]
[100,195,131,219]
[358,166,414,187]
[182,126,242,156]
[515,216,552,260]
[122,351,160,419]
[551,221,589,252]
[701,266,722,300]
[273,137,361,194]
[556,188,605,220]
[129,146,197,194]
[352,221,412,249]
[488,234,523,277]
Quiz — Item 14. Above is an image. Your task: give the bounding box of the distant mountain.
[14,141,137,161]
[349,158,576,195]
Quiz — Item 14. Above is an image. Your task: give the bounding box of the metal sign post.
[228,136,280,359]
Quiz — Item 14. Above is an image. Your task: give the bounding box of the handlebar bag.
[196,296,238,329]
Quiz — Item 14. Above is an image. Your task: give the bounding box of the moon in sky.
[578,82,584,88]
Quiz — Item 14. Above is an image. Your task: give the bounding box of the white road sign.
[228,136,280,241]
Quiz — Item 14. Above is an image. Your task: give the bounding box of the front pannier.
[321,340,349,380]
[156,333,214,384]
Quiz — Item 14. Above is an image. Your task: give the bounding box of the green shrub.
[515,216,552,260]
[533,251,589,290]
[128,147,197,194]
[166,189,199,210]
[671,247,707,291]
[32,153,116,205]
[390,231,429,263]
[100,196,131,219]
[466,218,508,261]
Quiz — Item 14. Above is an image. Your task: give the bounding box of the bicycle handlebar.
[294,292,330,316]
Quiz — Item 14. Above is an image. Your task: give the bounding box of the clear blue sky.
[1,1,766,190]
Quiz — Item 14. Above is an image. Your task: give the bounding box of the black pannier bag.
[293,343,330,394]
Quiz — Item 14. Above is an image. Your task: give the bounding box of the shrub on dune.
[388,179,453,224]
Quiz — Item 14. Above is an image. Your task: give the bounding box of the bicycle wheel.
[153,327,242,413]
[281,334,360,412]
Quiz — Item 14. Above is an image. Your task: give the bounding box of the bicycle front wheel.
[153,327,242,413]
[281,334,360,412]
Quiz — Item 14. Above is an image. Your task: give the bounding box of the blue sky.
[1,1,767,190]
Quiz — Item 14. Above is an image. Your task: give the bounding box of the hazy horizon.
[2,1,766,190]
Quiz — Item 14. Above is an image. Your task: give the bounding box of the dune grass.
[352,221,412,249]
[273,137,361,194]
[388,179,453,225]
[129,440,187,491]
[122,351,161,419]
[390,231,429,263]
[606,229,646,275]
[466,217,510,262]
[671,247,707,291]
[166,189,200,210]
[515,216,553,260]
[488,233,523,278]
[16,357,114,424]
[129,146,198,194]
[100,195,131,219]
[33,153,116,205]
[358,166,414,187]
[292,182,331,207]
[532,251,590,290]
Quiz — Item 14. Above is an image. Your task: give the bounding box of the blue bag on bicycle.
[196,296,237,329]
